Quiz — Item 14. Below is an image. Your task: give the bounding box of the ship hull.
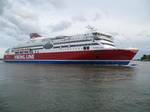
[3,49,138,65]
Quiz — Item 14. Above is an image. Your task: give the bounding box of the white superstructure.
[6,32,115,55]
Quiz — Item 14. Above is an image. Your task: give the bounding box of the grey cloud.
[0,17,17,30]
[72,13,101,23]
[0,0,9,14]
[93,13,102,21]
[50,21,72,32]
[7,14,40,33]
[0,31,20,48]
[24,0,66,10]
[107,32,119,37]
[136,30,150,37]
[0,0,66,40]
[49,0,66,9]
[71,12,103,23]
[0,0,43,41]
[72,15,87,22]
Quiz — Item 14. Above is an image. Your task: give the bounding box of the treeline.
[141,55,150,61]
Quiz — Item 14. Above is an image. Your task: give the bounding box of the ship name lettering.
[14,54,34,60]
[15,55,25,60]
[26,55,34,59]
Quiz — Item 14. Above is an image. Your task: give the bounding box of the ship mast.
[86,25,97,33]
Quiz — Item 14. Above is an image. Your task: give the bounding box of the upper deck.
[5,32,116,55]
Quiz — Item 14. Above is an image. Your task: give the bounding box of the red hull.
[4,49,138,61]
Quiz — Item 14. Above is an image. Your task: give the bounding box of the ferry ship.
[4,32,138,65]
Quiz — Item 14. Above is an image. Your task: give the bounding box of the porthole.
[83,46,86,50]
[87,46,89,50]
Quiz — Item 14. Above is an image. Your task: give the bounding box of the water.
[0,61,150,112]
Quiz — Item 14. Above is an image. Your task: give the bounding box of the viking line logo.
[14,54,34,60]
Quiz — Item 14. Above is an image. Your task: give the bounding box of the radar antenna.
[86,25,97,32]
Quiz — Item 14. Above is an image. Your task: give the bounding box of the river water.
[0,61,150,112]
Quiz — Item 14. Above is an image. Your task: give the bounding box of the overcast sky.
[0,0,150,58]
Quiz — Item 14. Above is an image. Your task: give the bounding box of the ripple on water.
[0,61,149,112]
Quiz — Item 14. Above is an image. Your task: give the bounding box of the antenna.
[86,25,97,32]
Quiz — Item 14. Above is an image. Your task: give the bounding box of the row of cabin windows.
[92,32,112,38]
[102,39,113,43]
[53,43,99,49]
[55,47,84,51]
[53,38,113,45]
[101,42,115,47]
[53,39,91,45]
[13,43,99,53]
[12,46,89,54]
[15,51,32,54]
[94,37,113,43]
[13,45,43,49]
[13,42,114,54]
[15,50,40,54]
[15,46,90,54]
[53,46,88,50]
